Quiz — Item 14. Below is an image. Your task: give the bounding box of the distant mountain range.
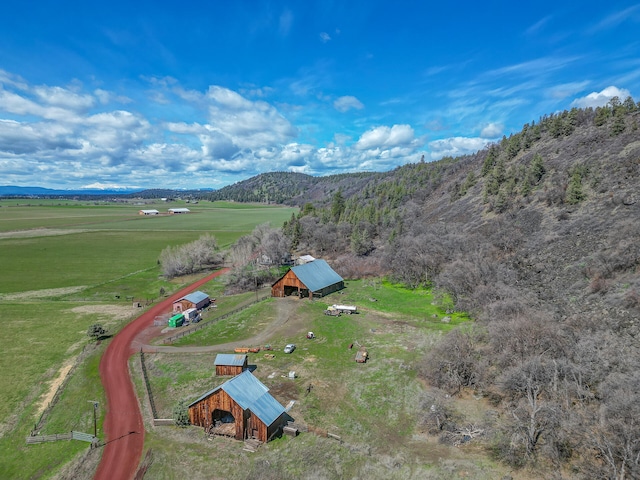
[0,185,214,197]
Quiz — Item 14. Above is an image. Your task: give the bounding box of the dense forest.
[208,97,640,478]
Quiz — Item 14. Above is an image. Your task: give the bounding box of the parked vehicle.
[183,307,200,323]
[325,304,357,315]
[284,344,296,354]
[332,304,358,314]
[168,313,184,328]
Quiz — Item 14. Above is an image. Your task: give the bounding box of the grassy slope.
[136,281,508,479]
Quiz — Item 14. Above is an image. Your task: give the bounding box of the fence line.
[31,343,93,436]
[26,430,97,445]
[139,351,159,419]
[162,294,270,344]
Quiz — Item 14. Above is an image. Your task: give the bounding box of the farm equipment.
[355,347,368,363]
[168,313,184,328]
[325,304,357,316]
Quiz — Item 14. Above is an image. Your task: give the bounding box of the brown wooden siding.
[188,389,274,442]
[215,363,246,376]
[271,270,310,298]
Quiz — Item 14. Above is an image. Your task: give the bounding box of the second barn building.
[271,259,343,299]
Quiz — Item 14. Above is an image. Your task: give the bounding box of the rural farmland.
[0,200,296,479]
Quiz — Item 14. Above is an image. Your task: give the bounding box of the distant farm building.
[295,254,316,265]
[172,291,211,312]
[271,259,344,299]
[168,208,190,214]
[214,354,248,376]
[188,370,287,442]
[139,209,159,215]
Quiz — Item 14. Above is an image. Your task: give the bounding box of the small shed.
[173,291,211,313]
[271,259,344,299]
[214,354,248,376]
[139,209,159,215]
[168,208,190,214]
[188,370,287,442]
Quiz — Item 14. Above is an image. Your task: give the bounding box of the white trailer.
[331,304,358,314]
[183,307,200,323]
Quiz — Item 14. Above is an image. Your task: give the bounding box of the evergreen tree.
[565,169,586,204]
[610,109,626,136]
[331,189,345,222]
[173,400,190,427]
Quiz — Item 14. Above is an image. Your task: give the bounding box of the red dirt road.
[94,269,229,480]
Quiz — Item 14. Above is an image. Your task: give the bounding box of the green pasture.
[134,284,499,479]
[0,200,297,478]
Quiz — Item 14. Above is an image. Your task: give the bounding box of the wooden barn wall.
[188,389,245,440]
[266,413,286,441]
[271,270,308,297]
[215,364,245,376]
[246,413,268,442]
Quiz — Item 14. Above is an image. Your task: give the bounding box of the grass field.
[131,281,509,479]
[0,199,513,479]
[0,200,297,479]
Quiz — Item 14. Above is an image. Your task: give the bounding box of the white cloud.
[333,95,364,112]
[355,124,415,150]
[479,122,503,138]
[33,85,94,111]
[571,86,632,108]
[320,32,331,43]
[428,137,490,159]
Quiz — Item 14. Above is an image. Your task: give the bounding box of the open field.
[0,200,297,479]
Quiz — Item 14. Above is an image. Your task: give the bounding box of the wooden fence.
[26,430,97,444]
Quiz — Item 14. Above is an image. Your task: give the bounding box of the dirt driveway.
[141,295,305,353]
[94,268,229,480]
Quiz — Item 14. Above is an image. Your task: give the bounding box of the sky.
[0,1,639,190]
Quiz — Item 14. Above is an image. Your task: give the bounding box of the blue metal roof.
[188,371,285,426]
[290,259,343,292]
[179,291,209,304]
[214,354,247,366]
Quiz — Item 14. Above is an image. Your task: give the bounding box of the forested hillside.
[221,97,640,477]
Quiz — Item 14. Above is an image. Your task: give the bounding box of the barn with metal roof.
[172,290,211,312]
[271,259,344,298]
[187,370,287,442]
[214,354,248,376]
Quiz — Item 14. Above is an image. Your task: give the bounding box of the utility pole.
[88,401,99,438]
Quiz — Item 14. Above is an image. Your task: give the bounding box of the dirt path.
[94,268,229,480]
[140,296,303,354]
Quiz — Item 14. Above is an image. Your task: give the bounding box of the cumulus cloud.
[428,136,490,159]
[33,85,94,111]
[355,124,415,150]
[571,86,632,108]
[0,71,426,188]
[479,122,503,138]
[333,95,364,112]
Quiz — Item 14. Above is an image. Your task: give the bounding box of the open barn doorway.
[207,409,236,438]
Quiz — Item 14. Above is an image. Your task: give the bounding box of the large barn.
[188,370,287,442]
[214,354,248,376]
[271,259,344,298]
[172,291,211,313]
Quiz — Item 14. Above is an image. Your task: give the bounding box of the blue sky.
[0,1,639,190]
